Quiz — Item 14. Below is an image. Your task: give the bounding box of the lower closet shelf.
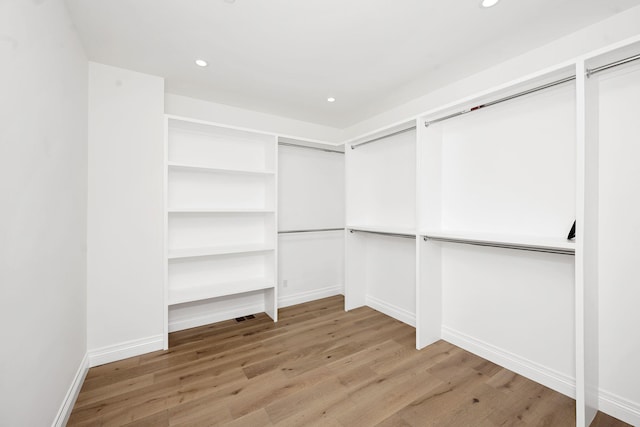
[168,244,274,259]
[168,279,274,305]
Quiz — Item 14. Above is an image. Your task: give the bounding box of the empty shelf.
[168,244,275,259]
[168,161,275,175]
[168,208,275,214]
[169,279,274,305]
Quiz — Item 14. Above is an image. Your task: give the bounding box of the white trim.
[278,285,344,308]
[599,388,640,427]
[366,295,416,327]
[88,335,164,367]
[168,302,265,333]
[165,113,344,147]
[342,35,640,145]
[52,352,89,427]
[441,325,576,399]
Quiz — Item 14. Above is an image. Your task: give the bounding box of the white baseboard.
[441,325,576,399]
[366,295,416,327]
[88,335,164,367]
[169,302,265,333]
[53,352,89,427]
[279,285,343,308]
[599,388,640,426]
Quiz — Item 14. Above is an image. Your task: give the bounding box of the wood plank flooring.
[69,296,631,426]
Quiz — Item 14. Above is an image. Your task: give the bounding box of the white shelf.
[168,244,274,259]
[168,208,275,214]
[169,278,275,306]
[168,161,275,176]
[420,229,575,253]
[347,224,416,236]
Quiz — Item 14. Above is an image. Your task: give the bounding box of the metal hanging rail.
[350,126,417,150]
[278,228,344,234]
[423,235,575,256]
[586,53,640,77]
[349,229,416,239]
[424,75,576,127]
[278,141,344,154]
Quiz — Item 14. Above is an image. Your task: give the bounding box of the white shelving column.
[277,140,345,308]
[345,124,417,328]
[416,67,578,398]
[416,117,443,349]
[163,116,277,348]
[575,57,599,427]
[576,40,640,427]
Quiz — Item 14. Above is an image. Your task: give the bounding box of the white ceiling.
[65,0,640,128]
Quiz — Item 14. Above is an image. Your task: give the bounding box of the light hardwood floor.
[69,296,630,426]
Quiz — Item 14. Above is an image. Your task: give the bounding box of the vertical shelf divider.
[575,58,600,427]
[265,135,278,321]
[416,117,443,350]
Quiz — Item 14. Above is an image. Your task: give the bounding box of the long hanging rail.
[349,126,417,150]
[424,76,576,127]
[278,141,344,154]
[586,53,640,77]
[423,235,575,256]
[278,228,344,234]
[349,229,416,239]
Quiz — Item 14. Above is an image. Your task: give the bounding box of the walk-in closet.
[5,1,640,426]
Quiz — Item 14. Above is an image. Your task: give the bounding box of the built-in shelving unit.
[164,116,278,347]
[156,36,640,427]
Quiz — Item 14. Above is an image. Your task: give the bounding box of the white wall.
[0,1,88,425]
[165,93,344,145]
[87,63,165,364]
[346,130,416,229]
[343,5,640,140]
[278,144,345,306]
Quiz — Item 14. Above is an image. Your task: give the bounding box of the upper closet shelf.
[168,208,275,214]
[420,230,575,254]
[168,244,275,259]
[167,161,275,176]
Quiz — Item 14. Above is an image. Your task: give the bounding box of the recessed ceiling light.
[195,59,208,67]
[327,97,336,103]
[481,0,499,7]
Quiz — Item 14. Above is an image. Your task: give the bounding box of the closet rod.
[424,75,576,127]
[423,236,575,256]
[349,229,416,239]
[350,126,417,150]
[278,141,344,154]
[279,228,344,234]
[587,53,640,77]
